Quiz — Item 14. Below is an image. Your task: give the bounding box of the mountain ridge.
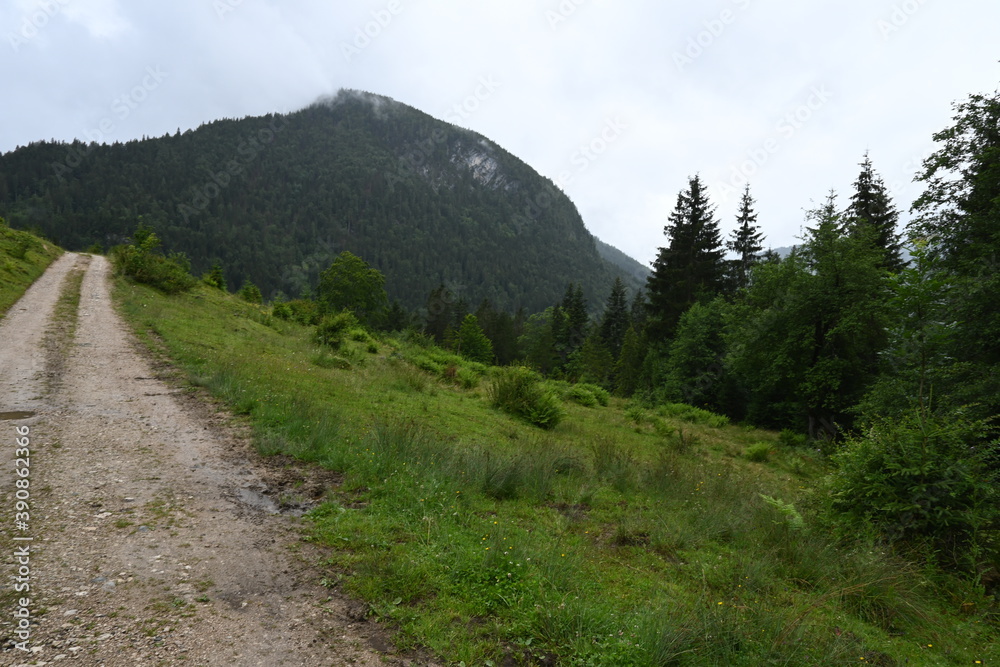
[0,89,646,313]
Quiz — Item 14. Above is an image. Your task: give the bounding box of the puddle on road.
[236,487,311,517]
[0,411,36,420]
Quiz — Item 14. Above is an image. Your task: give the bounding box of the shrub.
[349,327,372,343]
[314,311,360,349]
[488,366,563,429]
[825,413,999,568]
[624,404,646,425]
[566,384,598,407]
[111,225,196,294]
[286,299,320,326]
[272,301,293,320]
[580,383,611,406]
[744,442,772,462]
[656,402,729,428]
[203,262,227,290]
[779,429,808,447]
[238,279,262,304]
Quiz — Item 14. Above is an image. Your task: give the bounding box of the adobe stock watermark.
[555,116,628,188]
[177,117,287,223]
[673,0,752,72]
[11,423,34,652]
[384,76,502,189]
[713,84,833,203]
[419,281,466,327]
[341,0,405,62]
[443,75,502,126]
[7,0,71,52]
[876,0,929,40]
[546,0,590,30]
[214,0,244,20]
[51,66,169,181]
[511,116,627,235]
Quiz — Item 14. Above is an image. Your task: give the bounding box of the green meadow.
[0,221,62,317]
[111,278,998,666]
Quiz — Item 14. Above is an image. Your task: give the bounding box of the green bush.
[566,384,598,407]
[286,299,320,326]
[202,262,227,290]
[314,311,360,349]
[779,429,808,447]
[349,327,372,343]
[111,224,196,294]
[271,301,293,320]
[238,279,262,304]
[825,413,999,567]
[656,402,729,428]
[744,442,772,462]
[580,383,610,406]
[488,366,563,429]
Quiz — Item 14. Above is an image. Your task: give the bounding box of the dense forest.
[0,90,643,313]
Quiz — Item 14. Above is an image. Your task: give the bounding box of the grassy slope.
[114,279,998,666]
[0,225,63,317]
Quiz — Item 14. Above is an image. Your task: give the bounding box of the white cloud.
[1,0,998,264]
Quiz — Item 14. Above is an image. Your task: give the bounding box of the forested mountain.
[0,90,640,311]
[594,238,650,284]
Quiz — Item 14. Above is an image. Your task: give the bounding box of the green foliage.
[744,442,772,463]
[0,225,62,317]
[456,314,493,364]
[488,367,563,429]
[758,494,805,531]
[646,174,726,339]
[778,429,808,448]
[655,402,729,428]
[111,222,197,294]
[203,262,227,290]
[613,325,645,397]
[726,184,765,292]
[826,413,999,568]
[237,279,262,304]
[728,195,889,435]
[314,310,360,349]
[317,251,387,322]
[271,300,293,321]
[657,298,734,413]
[115,279,1000,666]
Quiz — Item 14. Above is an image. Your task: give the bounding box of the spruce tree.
[559,283,589,357]
[457,314,494,364]
[847,152,905,272]
[646,175,726,341]
[598,277,630,359]
[726,184,765,292]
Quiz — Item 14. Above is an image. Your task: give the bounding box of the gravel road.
[1,254,423,666]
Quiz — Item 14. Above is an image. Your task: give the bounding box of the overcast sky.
[2,0,998,266]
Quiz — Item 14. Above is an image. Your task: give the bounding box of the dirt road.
[1,254,414,665]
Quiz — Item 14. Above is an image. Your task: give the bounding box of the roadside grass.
[0,225,63,317]
[115,279,999,666]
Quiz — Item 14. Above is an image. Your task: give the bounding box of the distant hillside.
[595,239,650,290]
[0,90,633,313]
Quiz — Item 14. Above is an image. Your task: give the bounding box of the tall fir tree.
[646,175,726,341]
[726,184,765,292]
[558,283,589,359]
[598,276,631,359]
[846,152,905,272]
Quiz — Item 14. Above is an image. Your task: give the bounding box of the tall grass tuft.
[487,366,563,429]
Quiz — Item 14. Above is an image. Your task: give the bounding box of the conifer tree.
[598,277,630,359]
[457,314,494,364]
[847,152,905,272]
[646,175,726,341]
[558,283,589,358]
[726,184,765,292]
